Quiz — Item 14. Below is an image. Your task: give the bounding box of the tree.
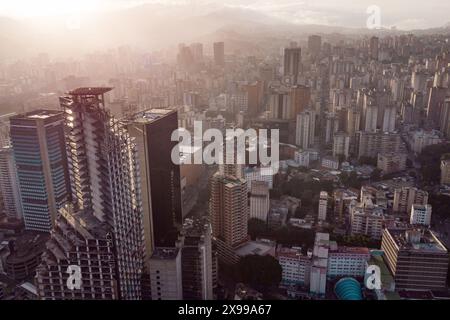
[419,143,450,184]
[237,255,282,288]
[370,168,382,181]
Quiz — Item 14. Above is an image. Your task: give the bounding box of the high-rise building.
[36,205,118,300]
[127,109,183,251]
[332,132,350,159]
[369,36,379,60]
[410,204,432,226]
[213,42,225,66]
[318,191,328,221]
[290,85,311,117]
[283,47,302,84]
[0,146,22,220]
[357,131,403,159]
[295,109,315,149]
[0,112,16,148]
[382,228,449,290]
[10,110,70,232]
[60,87,143,300]
[382,105,396,132]
[149,247,183,300]
[249,181,270,222]
[393,187,428,213]
[190,42,203,63]
[440,157,450,185]
[308,35,322,57]
[209,173,249,264]
[179,217,214,300]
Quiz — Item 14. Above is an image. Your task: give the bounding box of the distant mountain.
[0,4,449,61]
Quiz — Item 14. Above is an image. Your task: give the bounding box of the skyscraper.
[10,110,70,232]
[213,42,225,66]
[209,172,249,264]
[36,204,118,300]
[127,109,183,251]
[283,47,302,84]
[308,35,322,57]
[369,36,379,60]
[60,87,143,299]
[179,217,214,300]
[295,109,316,149]
[0,146,22,220]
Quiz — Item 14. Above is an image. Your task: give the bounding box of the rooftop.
[11,109,62,121]
[132,108,175,123]
[68,87,113,96]
[387,228,447,253]
[151,247,180,260]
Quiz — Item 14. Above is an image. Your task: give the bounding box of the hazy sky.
[0,0,448,30]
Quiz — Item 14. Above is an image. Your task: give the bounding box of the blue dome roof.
[334,277,362,300]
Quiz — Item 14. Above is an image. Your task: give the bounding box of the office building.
[149,247,183,300]
[370,36,379,60]
[60,87,143,300]
[410,204,432,227]
[0,146,22,219]
[309,233,329,296]
[127,109,183,251]
[179,217,214,300]
[382,228,449,290]
[10,110,70,232]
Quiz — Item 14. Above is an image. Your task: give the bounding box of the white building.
[249,181,270,222]
[277,247,311,286]
[410,204,432,227]
[149,247,183,300]
[318,191,328,221]
[327,245,370,278]
[309,233,329,296]
[350,200,385,239]
[296,110,316,149]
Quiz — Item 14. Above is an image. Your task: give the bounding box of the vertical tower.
[127,109,182,251]
[213,42,225,66]
[296,109,316,149]
[209,172,249,264]
[10,110,70,232]
[0,146,22,220]
[283,47,302,84]
[60,87,143,300]
[180,217,214,300]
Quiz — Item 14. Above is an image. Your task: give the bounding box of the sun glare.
[0,0,101,18]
